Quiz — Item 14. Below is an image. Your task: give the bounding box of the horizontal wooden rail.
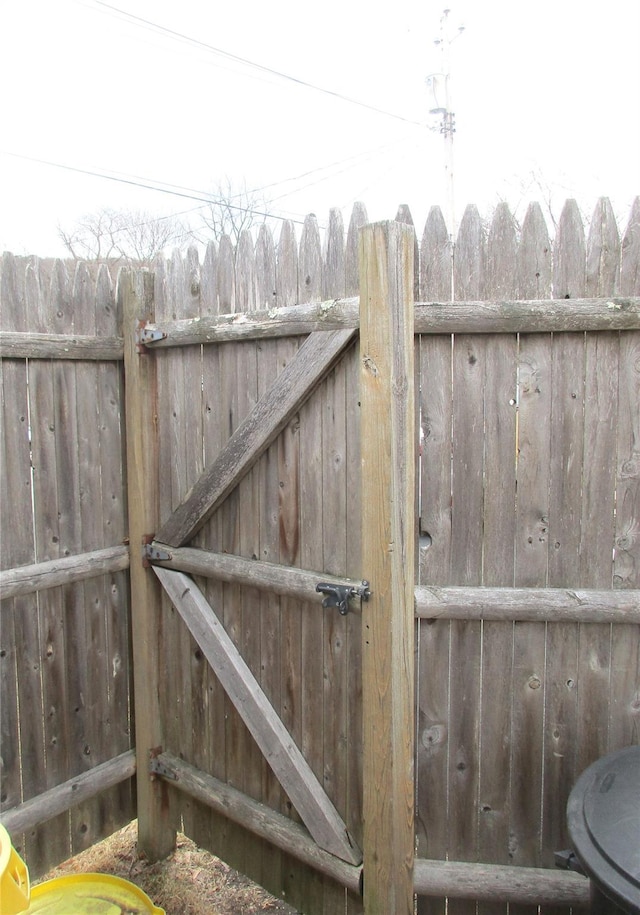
[0,332,124,360]
[0,546,130,599]
[152,754,590,906]
[148,548,639,624]
[415,585,640,623]
[139,297,640,347]
[154,752,362,894]
[413,297,640,333]
[150,545,364,605]
[0,750,136,837]
[141,297,360,346]
[413,859,589,907]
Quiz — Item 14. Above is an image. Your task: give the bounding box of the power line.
[247,134,417,201]
[0,151,311,226]
[81,0,424,128]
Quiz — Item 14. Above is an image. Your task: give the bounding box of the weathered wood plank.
[509,328,552,889]
[415,586,640,621]
[153,567,361,865]
[233,229,266,879]
[26,256,72,873]
[217,235,235,312]
[138,297,639,347]
[0,253,36,847]
[516,202,551,299]
[345,203,368,296]
[542,206,586,885]
[299,214,322,304]
[615,329,640,587]
[156,328,356,547]
[586,197,620,295]
[0,331,123,360]
[478,214,518,908]
[454,204,485,301]
[150,253,184,839]
[271,216,308,904]
[420,205,452,301]
[320,235,350,867]
[413,298,640,333]
[174,248,205,845]
[136,298,640,349]
[611,329,640,747]
[89,261,133,844]
[414,860,589,907]
[255,223,277,310]
[395,203,420,299]
[196,235,231,863]
[447,235,485,915]
[323,208,345,300]
[150,549,639,621]
[448,327,484,915]
[620,196,640,295]
[416,329,453,915]
[359,222,415,913]
[1,751,136,837]
[120,268,176,862]
[154,752,362,894]
[576,331,618,778]
[0,546,129,598]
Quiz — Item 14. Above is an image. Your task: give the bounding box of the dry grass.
[36,820,298,915]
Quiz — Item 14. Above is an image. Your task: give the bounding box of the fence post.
[359,222,416,913]
[121,269,176,860]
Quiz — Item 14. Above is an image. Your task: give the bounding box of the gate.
[121,221,416,913]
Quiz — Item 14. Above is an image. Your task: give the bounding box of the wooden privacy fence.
[1,196,639,915]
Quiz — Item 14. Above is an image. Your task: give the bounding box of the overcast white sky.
[1,0,639,257]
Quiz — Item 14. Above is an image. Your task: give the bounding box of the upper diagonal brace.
[156,328,356,547]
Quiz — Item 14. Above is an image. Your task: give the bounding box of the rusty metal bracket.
[135,320,166,352]
[316,580,370,615]
[149,756,178,781]
[142,541,172,565]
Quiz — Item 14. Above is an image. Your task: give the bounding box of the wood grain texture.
[1,751,135,836]
[359,222,415,914]
[121,269,176,862]
[0,331,123,359]
[157,327,356,547]
[154,752,362,894]
[153,567,361,865]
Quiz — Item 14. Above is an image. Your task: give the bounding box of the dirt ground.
[36,820,299,915]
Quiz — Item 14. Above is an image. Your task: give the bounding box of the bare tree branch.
[192,178,274,248]
[57,208,188,266]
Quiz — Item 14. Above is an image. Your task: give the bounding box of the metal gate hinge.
[135,321,167,351]
[142,542,172,564]
[316,580,370,615]
[139,327,166,346]
[149,756,178,781]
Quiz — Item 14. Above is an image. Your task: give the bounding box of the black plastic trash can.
[567,745,640,914]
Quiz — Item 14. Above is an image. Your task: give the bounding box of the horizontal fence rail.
[0,751,136,837]
[0,546,130,598]
[0,331,124,360]
[138,297,639,347]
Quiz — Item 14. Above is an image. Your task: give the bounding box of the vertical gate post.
[359,222,416,912]
[121,270,176,860]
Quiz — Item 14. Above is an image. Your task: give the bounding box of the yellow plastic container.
[24,873,165,914]
[0,823,30,915]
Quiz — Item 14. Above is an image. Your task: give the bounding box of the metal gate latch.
[316,581,370,615]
